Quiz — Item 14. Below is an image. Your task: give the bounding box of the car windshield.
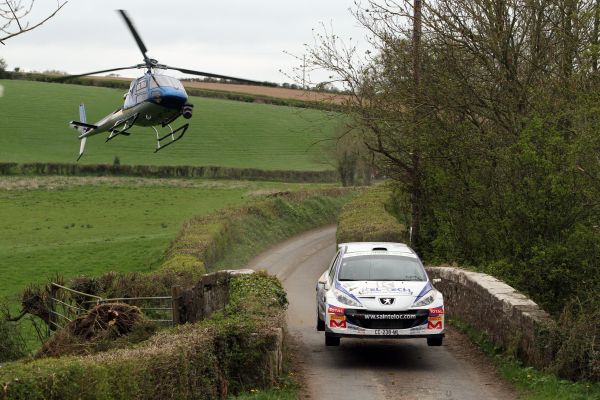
[337,255,426,281]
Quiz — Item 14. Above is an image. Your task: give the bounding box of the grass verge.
[165,188,354,271]
[336,182,406,244]
[451,319,600,400]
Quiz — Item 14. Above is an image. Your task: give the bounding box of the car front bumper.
[325,304,445,338]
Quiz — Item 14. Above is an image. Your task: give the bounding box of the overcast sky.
[0,0,370,85]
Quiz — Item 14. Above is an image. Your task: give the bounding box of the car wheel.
[316,314,325,331]
[427,337,443,346]
[325,333,340,346]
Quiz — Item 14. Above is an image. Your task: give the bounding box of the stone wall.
[426,265,558,370]
[171,269,285,386]
[172,269,255,324]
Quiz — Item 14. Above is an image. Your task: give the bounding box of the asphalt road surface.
[246,225,517,400]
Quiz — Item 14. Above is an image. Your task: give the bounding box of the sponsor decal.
[347,324,365,332]
[379,297,395,305]
[330,315,347,329]
[428,316,442,322]
[327,305,345,315]
[428,320,443,330]
[360,313,416,320]
[358,287,413,295]
[429,306,444,315]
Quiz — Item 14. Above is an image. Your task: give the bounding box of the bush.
[336,183,406,244]
[0,304,26,363]
[554,298,600,382]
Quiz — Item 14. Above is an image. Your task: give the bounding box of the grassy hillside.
[0,176,330,304]
[0,80,338,171]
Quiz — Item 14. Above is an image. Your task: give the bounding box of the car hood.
[338,280,428,297]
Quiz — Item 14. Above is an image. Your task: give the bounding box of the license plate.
[374,329,401,335]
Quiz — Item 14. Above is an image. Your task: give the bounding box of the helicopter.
[60,10,268,161]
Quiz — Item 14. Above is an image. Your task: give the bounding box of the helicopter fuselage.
[77,73,190,139]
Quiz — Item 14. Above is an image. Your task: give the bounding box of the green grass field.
[0,80,338,171]
[0,176,330,305]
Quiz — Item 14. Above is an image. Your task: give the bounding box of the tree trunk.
[411,0,423,247]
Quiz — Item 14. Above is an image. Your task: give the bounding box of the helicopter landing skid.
[153,123,188,153]
[106,113,139,143]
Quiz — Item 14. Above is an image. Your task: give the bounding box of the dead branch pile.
[68,303,142,339]
[37,303,144,358]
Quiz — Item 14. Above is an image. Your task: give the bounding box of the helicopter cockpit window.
[135,79,148,93]
[150,76,184,90]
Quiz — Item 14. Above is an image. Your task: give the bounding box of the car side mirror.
[432,278,442,284]
[317,280,330,290]
[317,279,326,291]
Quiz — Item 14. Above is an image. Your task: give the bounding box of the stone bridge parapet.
[426,265,557,369]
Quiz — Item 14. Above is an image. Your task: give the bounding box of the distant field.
[94,75,350,104]
[0,176,331,304]
[0,80,338,170]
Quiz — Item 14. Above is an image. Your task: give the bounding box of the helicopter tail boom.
[74,104,90,161]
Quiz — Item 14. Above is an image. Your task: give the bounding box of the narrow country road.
[246,225,516,400]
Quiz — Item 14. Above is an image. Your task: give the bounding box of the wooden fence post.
[171,286,183,325]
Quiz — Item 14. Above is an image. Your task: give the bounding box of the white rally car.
[316,242,444,346]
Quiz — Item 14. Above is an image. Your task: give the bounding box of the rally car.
[316,242,444,346]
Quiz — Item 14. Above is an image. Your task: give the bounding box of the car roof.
[337,242,418,258]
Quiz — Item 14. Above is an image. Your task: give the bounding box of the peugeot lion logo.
[379,297,395,305]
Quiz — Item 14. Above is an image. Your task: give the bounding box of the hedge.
[165,188,353,271]
[0,162,338,183]
[336,182,407,244]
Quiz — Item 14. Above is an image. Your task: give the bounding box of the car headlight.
[413,290,435,307]
[333,288,362,307]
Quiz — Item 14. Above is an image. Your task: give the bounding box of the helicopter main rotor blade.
[167,66,275,87]
[52,66,140,81]
[118,9,150,63]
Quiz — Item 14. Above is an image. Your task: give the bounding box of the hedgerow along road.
[247,225,516,400]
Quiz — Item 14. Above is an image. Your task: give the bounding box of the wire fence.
[48,282,173,330]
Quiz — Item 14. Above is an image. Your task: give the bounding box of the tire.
[317,314,325,331]
[325,333,341,346]
[427,337,443,346]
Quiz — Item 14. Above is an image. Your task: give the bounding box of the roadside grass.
[211,194,350,271]
[0,176,332,308]
[451,319,600,400]
[228,387,297,400]
[0,80,339,170]
[227,356,299,400]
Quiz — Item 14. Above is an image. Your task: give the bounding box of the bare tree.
[0,0,67,45]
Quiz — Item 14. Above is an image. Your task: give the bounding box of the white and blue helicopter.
[61,10,267,161]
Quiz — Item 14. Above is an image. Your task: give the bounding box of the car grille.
[345,309,429,330]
